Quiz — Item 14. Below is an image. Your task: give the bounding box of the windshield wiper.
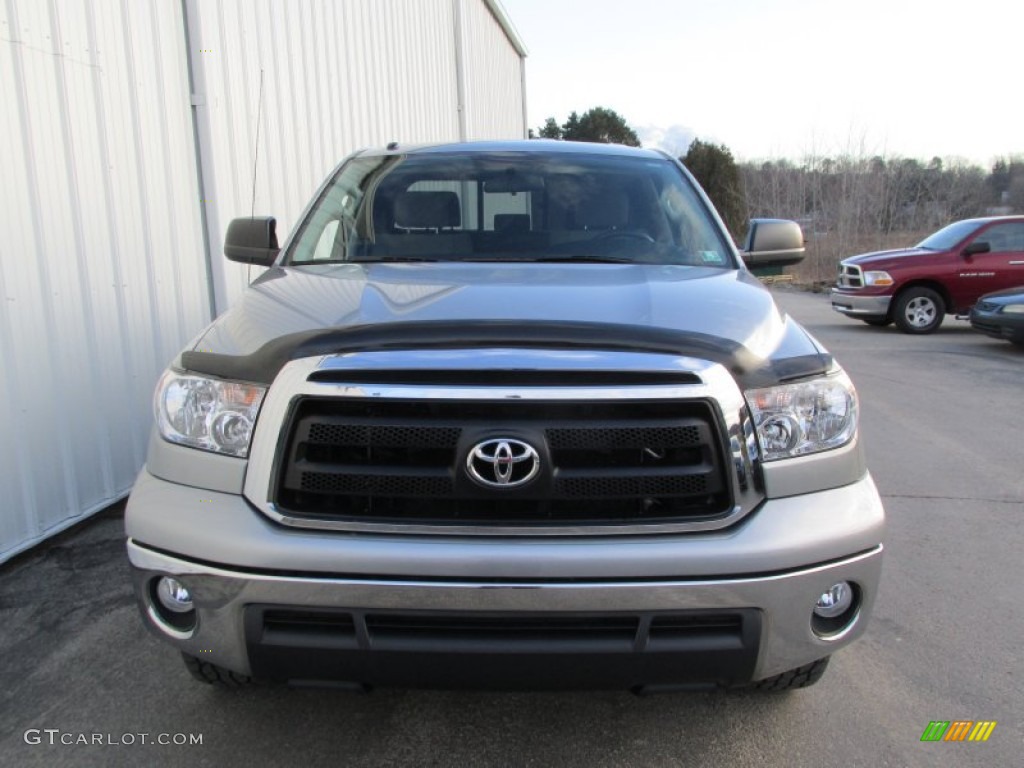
[534,255,634,264]
[347,256,441,263]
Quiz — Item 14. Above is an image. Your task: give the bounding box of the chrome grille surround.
[836,262,864,289]
[244,349,763,536]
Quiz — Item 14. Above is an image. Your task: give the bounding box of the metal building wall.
[0,0,526,563]
[0,0,211,562]
[462,0,528,141]
[189,0,526,313]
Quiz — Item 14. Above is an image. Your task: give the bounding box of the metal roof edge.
[481,0,528,57]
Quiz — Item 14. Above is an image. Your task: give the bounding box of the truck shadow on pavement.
[1,507,816,768]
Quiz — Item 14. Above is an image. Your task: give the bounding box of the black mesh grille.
[306,423,461,447]
[547,426,702,450]
[554,473,709,498]
[299,472,453,496]
[274,397,731,527]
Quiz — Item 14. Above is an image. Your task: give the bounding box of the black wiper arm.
[347,256,440,263]
[534,255,634,263]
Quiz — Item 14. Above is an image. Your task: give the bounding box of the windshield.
[917,219,983,250]
[285,151,736,268]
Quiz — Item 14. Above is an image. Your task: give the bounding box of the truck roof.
[358,139,669,160]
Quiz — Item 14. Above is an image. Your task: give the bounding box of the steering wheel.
[590,229,656,244]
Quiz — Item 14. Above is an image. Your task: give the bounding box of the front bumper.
[970,309,1024,343]
[830,289,892,317]
[127,469,884,689]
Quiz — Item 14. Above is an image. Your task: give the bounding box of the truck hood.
[843,246,931,267]
[185,263,829,387]
[976,285,1024,303]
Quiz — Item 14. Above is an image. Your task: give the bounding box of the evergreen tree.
[683,139,747,239]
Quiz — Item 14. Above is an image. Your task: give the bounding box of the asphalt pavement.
[1,287,1021,767]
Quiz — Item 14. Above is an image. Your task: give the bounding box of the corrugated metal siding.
[462,0,527,140]
[0,0,525,562]
[0,0,210,561]
[191,0,468,311]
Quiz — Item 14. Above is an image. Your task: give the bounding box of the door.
[953,222,1024,309]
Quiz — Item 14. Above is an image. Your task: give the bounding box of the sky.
[497,0,1024,167]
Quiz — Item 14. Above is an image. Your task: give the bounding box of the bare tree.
[740,151,997,286]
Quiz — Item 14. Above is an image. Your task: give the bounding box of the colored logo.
[920,721,997,742]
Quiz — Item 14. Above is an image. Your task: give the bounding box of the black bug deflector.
[180,320,831,390]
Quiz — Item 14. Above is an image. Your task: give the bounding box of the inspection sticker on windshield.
[700,251,724,264]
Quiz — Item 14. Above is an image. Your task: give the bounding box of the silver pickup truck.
[126,140,884,692]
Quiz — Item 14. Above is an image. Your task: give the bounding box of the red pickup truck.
[830,216,1024,333]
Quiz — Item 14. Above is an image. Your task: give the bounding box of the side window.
[975,223,1024,253]
[311,220,340,260]
[295,182,359,261]
[1002,223,1024,252]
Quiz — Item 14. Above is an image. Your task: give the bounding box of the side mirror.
[962,241,991,257]
[741,219,805,269]
[224,217,280,266]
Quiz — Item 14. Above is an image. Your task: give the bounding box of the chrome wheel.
[894,287,944,334]
[904,297,937,328]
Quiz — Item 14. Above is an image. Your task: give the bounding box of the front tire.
[182,653,254,687]
[893,287,944,334]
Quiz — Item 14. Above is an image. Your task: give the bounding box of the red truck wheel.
[894,287,943,334]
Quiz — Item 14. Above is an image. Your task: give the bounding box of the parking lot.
[1,287,1021,768]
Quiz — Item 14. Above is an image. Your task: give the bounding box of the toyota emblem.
[466,438,541,488]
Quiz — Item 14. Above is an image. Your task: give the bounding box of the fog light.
[814,582,853,618]
[156,577,193,614]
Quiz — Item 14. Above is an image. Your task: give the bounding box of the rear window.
[286,151,735,267]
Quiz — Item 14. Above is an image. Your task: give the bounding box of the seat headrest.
[394,191,461,230]
[494,213,531,233]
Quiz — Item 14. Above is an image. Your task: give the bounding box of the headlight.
[1000,303,1024,314]
[155,371,266,457]
[863,270,893,287]
[744,370,858,461]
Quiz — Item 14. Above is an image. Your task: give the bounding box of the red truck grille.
[836,263,864,288]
